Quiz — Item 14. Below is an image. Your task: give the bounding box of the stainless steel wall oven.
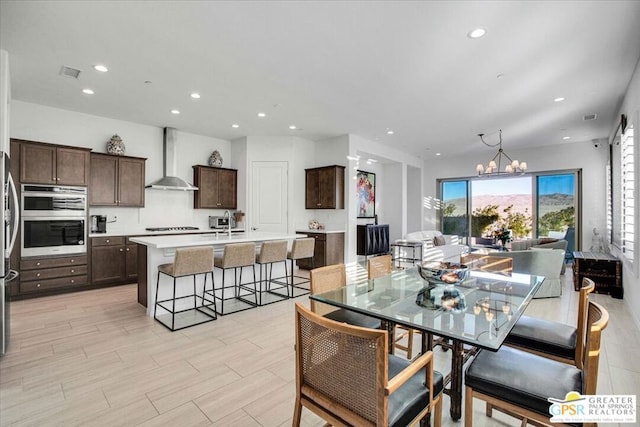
[21,185,87,257]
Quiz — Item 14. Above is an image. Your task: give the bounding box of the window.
[437,171,580,251]
[621,123,635,262]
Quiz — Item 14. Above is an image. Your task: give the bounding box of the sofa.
[488,248,565,298]
[401,230,469,263]
[510,238,569,274]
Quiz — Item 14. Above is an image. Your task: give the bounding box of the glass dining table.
[309,266,544,421]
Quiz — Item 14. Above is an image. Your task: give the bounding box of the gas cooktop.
[145,226,200,232]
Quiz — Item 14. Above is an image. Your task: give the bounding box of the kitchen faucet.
[223,210,232,236]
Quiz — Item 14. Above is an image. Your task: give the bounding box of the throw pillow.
[433,235,446,246]
[539,238,559,244]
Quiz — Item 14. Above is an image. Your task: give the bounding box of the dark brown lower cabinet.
[91,236,138,285]
[296,231,345,269]
[19,255,88,296]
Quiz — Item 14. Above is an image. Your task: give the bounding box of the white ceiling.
[1,1,640,160]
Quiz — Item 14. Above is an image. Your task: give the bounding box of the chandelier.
[476,129,527,175]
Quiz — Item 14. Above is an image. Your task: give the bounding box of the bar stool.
[286,237,315,297]
[205,242,257,315]
[255,240,289,305]
[154,246,217,331]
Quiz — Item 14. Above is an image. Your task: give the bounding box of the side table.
[572,251,623,299]
[391,241,423,269]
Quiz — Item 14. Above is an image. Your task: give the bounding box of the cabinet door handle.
[119,248,124,252]
[36,273,41,277]
[106,239,110,243]
[126,248,130,252]
[71,259,75,263]
[37,283,41,288]
[36,262,41,266]
[317,203,321,206]
[71,279,75,283]
[70,269,75,273]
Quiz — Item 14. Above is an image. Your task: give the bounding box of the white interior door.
[251,161,288,232]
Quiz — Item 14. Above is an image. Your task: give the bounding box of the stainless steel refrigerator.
[1,151,19,356]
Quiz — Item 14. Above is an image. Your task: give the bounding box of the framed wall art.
[356,170,376,218]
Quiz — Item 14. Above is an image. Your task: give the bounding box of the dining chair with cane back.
[464,300,609,427]
[504,278,595,368]
[310,264,381,329]
[367,254,418,359]
[292,303,444,427]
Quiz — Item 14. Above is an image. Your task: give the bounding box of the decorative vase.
[208,150,223,167]
[106,134,125,156]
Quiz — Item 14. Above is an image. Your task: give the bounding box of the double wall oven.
[21,185,87,257]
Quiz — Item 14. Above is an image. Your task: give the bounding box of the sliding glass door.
[438,170,580,250]
[441,181,468,244]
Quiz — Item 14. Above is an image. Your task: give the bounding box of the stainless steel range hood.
[145,127,198,191]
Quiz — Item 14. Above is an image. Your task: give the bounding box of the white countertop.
[295,229,345,234]
[129,231,304,249]
[89,228,245,238]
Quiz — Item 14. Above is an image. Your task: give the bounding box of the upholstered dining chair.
[367,254,418,359]
[293,303,444,427]
[464,300,609,427]
[310,264,381,329]
[505,277,595,367]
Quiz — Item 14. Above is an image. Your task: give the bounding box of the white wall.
[348,134,424,262]
[611,58,640,329]
[237,135,315,233]
[0,50,9,155]
[10,101,232,233]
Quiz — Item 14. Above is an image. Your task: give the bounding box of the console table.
[572,251,623,299]
[390,240,423,268]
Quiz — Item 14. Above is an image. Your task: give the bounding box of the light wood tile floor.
[1,265,638,426]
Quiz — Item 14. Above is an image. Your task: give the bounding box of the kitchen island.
[130,231,303,315]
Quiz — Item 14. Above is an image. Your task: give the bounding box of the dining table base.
[421,332,478,421]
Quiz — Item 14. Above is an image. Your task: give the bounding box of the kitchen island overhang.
[130,231,305,316]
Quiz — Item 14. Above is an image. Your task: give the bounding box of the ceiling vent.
[583,113,597,121]
[59,65,81,79]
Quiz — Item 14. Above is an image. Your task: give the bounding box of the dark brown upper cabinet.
[305,165,345,209]
[193,165,237,209]
[19,141,91,186]
[89,153,146,207]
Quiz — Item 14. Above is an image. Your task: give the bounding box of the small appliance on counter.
[90,215,107,233]
[209,215,236,230]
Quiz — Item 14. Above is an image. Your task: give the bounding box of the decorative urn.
[208,150,223,167]
[106,134,125,156]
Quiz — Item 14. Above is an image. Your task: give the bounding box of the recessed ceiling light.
[190,92,201,99]
[554,97,565,102]
[93,64,108,73]
[562,136,571,140]
[289,125,297,130]
[170,109,180,115]
[257,112,266,117]
[231,124,239,128]
[467,28,486,39]
[387,130,394,135]
[436,153,441,156]
[82,88,94,95]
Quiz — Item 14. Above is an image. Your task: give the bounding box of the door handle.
[251,227,258,231]
[7,174,19,256]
